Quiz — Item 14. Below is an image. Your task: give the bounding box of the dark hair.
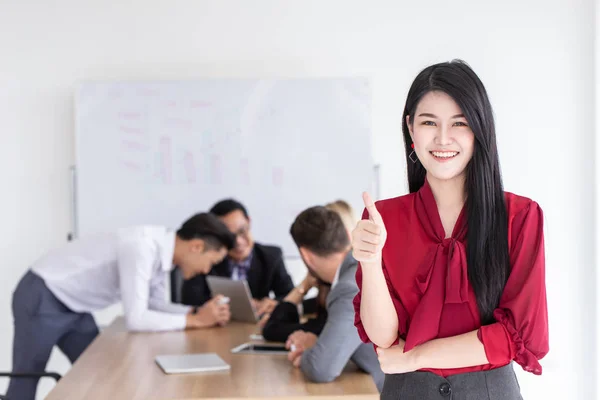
[209,199,249,219]
[290,206,350,257]
[402,60,509,324]
[176,213,236,250]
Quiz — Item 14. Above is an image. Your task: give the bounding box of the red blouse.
[353,179,549,377]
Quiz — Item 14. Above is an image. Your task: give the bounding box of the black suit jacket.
[262,299,327,343]
[179,243,295,306]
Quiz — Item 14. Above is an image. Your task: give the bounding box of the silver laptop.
[155,353,230,374]
[206,276,259,323]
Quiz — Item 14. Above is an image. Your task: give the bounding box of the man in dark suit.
[180,199,295,316]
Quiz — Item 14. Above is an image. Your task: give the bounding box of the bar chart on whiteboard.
[75,78,373,257]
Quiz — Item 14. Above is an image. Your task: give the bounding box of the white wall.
[597,0,600,390]
[0,1,595,398]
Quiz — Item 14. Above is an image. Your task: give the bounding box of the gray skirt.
[381,363,522,400]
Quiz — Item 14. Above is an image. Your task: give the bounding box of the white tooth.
[433,152,457,158]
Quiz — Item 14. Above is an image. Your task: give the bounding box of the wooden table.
[45,317,378,400]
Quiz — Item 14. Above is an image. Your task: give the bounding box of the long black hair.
[402,60,509,324]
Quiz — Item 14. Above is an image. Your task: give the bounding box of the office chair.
[0,371,62,399]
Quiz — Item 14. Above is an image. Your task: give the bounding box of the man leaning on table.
[284,206,384,391]
[8,212,235,400]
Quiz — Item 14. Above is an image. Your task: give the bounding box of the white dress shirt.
[32,226,191,332]
[331,262,342,289]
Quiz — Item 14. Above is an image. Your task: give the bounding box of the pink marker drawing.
[190,100,213,109]
[137,88,160,97]
[184,151,196,184]
[119,126,145,136]
[159,137,172,184]
[121,140,149,152]
[121,160,143,171]
[118,111,142,120]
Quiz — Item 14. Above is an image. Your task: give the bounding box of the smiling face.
[219,209,254,261]
[407,91,475,184]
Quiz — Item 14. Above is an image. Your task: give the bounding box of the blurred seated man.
[283,206,384,391]
[181,199,294,316]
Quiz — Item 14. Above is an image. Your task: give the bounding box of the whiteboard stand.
[68,165,78,241]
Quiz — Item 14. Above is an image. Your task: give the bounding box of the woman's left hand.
[376,339,420,374]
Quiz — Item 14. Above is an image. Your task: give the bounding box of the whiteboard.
[75,79,373,257]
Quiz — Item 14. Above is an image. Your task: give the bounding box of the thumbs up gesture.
[352,192,387,264]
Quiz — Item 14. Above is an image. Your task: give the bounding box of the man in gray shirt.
[285,206,384,392]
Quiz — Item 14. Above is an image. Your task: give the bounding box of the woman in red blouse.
[352,60,548,399]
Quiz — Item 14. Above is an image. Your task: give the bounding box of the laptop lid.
[155,353,230,374]
[206,276,259,323]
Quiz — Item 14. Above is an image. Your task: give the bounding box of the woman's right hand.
[352,192,387,264]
